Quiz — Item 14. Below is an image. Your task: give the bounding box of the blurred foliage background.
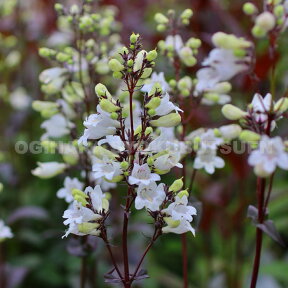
[0,0,288,287]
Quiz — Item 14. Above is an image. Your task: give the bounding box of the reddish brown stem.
[250,178,266,288]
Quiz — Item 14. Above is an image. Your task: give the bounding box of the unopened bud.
[150,113,181,127]
[169,178,184,192]
[108,59,124,72]
[154,13,169,24]
[221,104,247,120]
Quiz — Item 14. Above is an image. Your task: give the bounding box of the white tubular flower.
[57,177,84,203]
[0,220,13,241]
[162,218,195,235]
[92,157,123,181]
[79,106,120,146]
[219,124,242,140]
[194,148,225,174]
[202,48,249,81]
[155,93,183,116]
[62,201,101,237]
[98,135,125,152]
[41,114,74,140]
[162,195,197,222]
[133,50,147,72]
[135,182,166,211]
[251,93,273,123]
[199,129,223,150]
[84,185,109,212]
[154,152,183,171]
[165,34,184,53]
[32,162,66,179]
[195,67,221,94]
[141,72,170,93]
[248,136,288,176]
[128,163,160,186]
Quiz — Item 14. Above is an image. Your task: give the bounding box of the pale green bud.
[178,76,193,91]
[274,5,284,18]
[145,97,161,109]
[142,68,153,79]
[150,113,181,127]
[54,3,63,12]
[74,195,88,206]
[39,47,56,58]
[193,136,201,151]
[154,168,170,175]
[93,146,117,160]
[219,124,242,140]
[134,124,142,136]
[213,82,232,94]
[154,13,169,24]
[186,38,201,49]
[147,50,158,61]
[177,189,189,199]
[100,99,120,113]
[148,109,156,116]
[147,157,154,166]
[157,24,167,32]
[274,97,288,112]
[255,12,276,32]
[239,130,261,142]
[105,175,124,183]
[113,72,123,79]
[63,152,79,166]
[169,178,184,192]
[243,3,258,15]
[181,9,193,19]
[252,25,266,38]
[0,183,3,194]
[109,59,124,72]
[144,127,153,136]
[127,59,134,67]
[79,15,93,29]
[95,83,112,98]
[148,83,162,96]
[110,112,118,120]
[32,101,59,115]
[70,4,79,15]
[221,104,247,120]
[120,161,129,170]
[204,93,220,103]
[130,33,139,43]
[78,223,100,235]
[169,79,177,88]
[234,49,246,58]
[56,52,71,63]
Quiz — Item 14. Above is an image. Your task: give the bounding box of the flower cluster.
[243,0,288,38]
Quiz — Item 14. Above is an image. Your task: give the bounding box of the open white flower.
[155,93,183,116]
[62,201,101,237]
[57,177,84,203]
[248,136,288,176]
[154,151,183,171]
[199,129,223,150]
[195,67,221,94]
[93,157,122,181]
[135,182,166,211]
[141,72,170,93]
[98,135,125,152]
[162,218,195,235]
[128,163,160,186]
[162,195,197,222]
[251,93,273,123]
[79,106,120,146]
[41,114,74,140]
[32,162,66,179]
[84,185,109,212]
[194,148,225,174]
[0,220,13,241]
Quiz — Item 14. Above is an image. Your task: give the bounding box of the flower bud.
[169,178,184,192]
[177,189,189,199]
[157,24,167,32]
[105,175,124,183]
[154,13,169,24]
[221,104,247,120]
[95,83,112,98]
[100,99,120,113]
[169,79,177,88]
[127,59,134,67]
[108,59,124,72]
[0,183,3,194]
[219,124,242,140]
[213,82,232,94]
[178,76,193,91]
[130,33,139,44]
[150,113,181,127]
[54,3,63,12]
[134,124,142,136]
[181,9,193,19]
[93,146,117,160]
[120,161,129,170]
[186,38,201,49]
[255,12,276,32]
[142,68,153,79]
[147,50,158,61]
[113,72,123,79]
[144,127,153,136]
[252,25,266,38]
[56,52,70,63]
[39,47,56,58]
[148,109,156,116]
[78,223,100,235]
[243,2,258,15]
[147,157,154,166]
[274,97,288,113]
[239,130,261,142]
[154,168,170,175]
[110,112,118,120]
[145,97,161,109]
